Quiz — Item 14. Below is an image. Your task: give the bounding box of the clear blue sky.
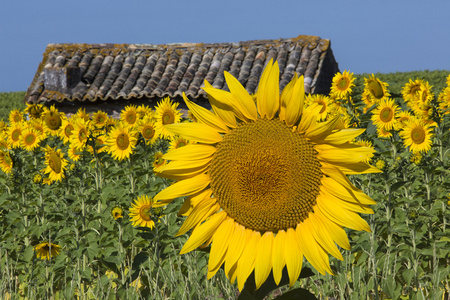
[1,0,449,92]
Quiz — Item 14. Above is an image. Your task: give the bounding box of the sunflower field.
[0,66,449,300]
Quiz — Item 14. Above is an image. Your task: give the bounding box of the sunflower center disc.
[380,107,393,122]
[411,127,425,144]
[209,118,323,232]
[116,133,130,150]
[49,153,62,174]
[139,205,152,221]
[162,112,174,125]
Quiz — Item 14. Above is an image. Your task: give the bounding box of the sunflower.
[129,195,159,228]
[438,87,450,115]
[136,116,158,145]
[67,145,82,162]
[305,94,334,121]
[105,123,137,161]
[375,159,386,171]
[42,145,68,184]
[408,82,434,117]
[155,97,182,139]
[111,206,124,220]
[153,60,379,290]
[26,103,45,119]
[69,118,91,151]
[0,120,7,133]
[371,98,399,131]
[169,135,191,150]
[33,172,43,184]
[34,242,61,260]
[92,110,109,128]
[376,125,392,138]
[394,110,413,130]
[75,108,90,121]
[42,105,63,135]
[330,70,355,99]
[7,123,23,149]
[0,151,13,174]
[120,105,138,127]
[136,104,152,119]
[29,119,47,138]
[58,117,74,144]
[402,79,425,103]
[0,133,9,151]
[362,75,390,111]
[9,109,24,124]
[20,127,41,151]
[152,151,166,170]
[399,118,433,153]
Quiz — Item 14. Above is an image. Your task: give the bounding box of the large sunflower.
[153,60,380,290]
[42,145,68,184]
[20,127,41,151]
[34,242,61,260]
[399,118,433,153]
[105,122,137,161]
[330,70,355,99]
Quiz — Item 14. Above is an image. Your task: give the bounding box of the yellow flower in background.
[155,97,182,139]
[438,86,450,115]
[75,108,90,122]
[394,110,413,130]
[371,98,399,131]
[0,133,9,151]
[154,60,380,291]
[69,118,91,151]
[305,94,334,121]
[58,117,74,144]
[0,151,13,174]
[7,123,23,149]
[9,109,24,124]
[330,70,355,99]
[42,145,68,184]
[152,151,166,170]
[362,75,390,112]
[402,79,425,103]
[67,145,82,162]
[376,125,392,138]
[121,105,138,126]
[129,195,159,229]
[169,135,191,150]
[42,105,63,135]
[375,159,386,171]
[34,242,61,260]
[400,118,433,154]
[354,140,374,163]
[20,127,41,151]
[105,123,137,161]
[92,110,109,128]
[111,206,124,220]
[410,152,422,165]
[136,104,153,119]
[26,103,45,119]
[136,115,158,145]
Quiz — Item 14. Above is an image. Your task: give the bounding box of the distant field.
[1,70,448,121]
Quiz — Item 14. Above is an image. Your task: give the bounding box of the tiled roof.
[24,35,339,105]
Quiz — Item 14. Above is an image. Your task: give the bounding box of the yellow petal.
[279,75,297,121]
[284,228,303,287]
[153,173,210,205]
[306,212,343,261]
[178,189,212,216]
[257,59,280,119]
[183,93,230,133]
[272,230,286,285]
[237,230,260,291]
[297,104,321,133]
[305,116,340,141]
[316,143,376,164]
[321,161,382,175]
[318,128,366,145]
[208,218,235,278]
[321,176,376,206]
[296,221,332,275]
[316,211,351,250]
[180,210,227,254]
[224,72,257,120]
[254,231,274,289]
[203,87,249,122]
[176,196,217,236]
[205,80,237,128]
[155,158,210,180]
[224,223,248,277]
[316,192,371,232]
[164,122,222,144]
[162,144,216,161]
[284,75,305,127]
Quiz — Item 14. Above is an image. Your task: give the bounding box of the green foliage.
[0,91,26,121]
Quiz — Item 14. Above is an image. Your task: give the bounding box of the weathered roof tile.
[24,35,339,105]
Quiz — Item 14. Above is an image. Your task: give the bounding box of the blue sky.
[1,0,449,92]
